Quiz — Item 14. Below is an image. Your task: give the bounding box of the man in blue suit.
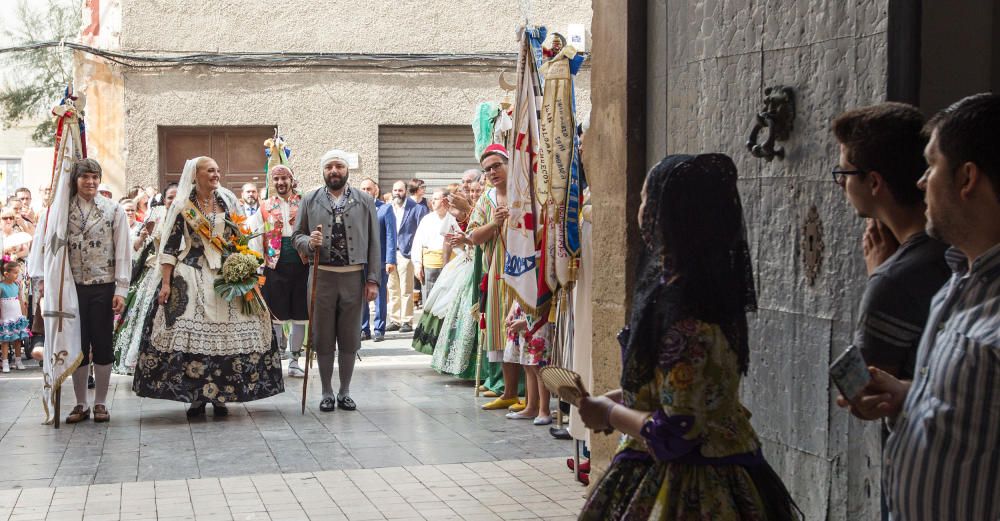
[386,180,428,333]
[359,179,395,342]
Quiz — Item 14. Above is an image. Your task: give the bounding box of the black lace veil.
[620,154,757,393]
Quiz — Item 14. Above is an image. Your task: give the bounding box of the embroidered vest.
[67,195,118,286]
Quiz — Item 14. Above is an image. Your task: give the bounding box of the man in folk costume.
[292,149,380,412]
[38,159,131,423]
[259,162,308,378]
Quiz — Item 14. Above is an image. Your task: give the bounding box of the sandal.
[65,405,90,424]
[93,404,110,423]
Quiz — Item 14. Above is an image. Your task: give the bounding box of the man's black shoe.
[386,323,401,332]
[399,324,413,333]
[361,331,372,341]
[373,333,385,342]
[319,397,336,412]
[337,395,357,411]
[549,427,572,440]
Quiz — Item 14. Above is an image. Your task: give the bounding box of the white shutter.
[378,125,480,193]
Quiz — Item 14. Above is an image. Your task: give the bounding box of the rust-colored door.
[158,126,275,193]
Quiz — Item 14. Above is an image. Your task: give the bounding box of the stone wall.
[120,67,590,189]
[659,1,888,518]
[119,1,592,55]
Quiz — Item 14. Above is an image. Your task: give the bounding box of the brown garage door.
[158,126,276,194]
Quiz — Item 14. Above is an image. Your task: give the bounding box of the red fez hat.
[480,144,509,162]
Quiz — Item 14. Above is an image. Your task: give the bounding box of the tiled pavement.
[0,457,584,521]
[0,336,585,519]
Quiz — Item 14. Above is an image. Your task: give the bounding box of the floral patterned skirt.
[580,456,784,521]
[132,260,282,403]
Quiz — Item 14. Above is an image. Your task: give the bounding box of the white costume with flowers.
[132,162,280,404]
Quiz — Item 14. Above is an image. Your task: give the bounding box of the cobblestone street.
[0,336,584,520]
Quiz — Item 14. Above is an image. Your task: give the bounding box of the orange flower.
[229,212,247,225]
[668,362,696,390]
[257,275,266,286]
[239,225,252,235]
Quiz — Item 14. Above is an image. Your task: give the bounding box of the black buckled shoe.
[337,395,357,411]
[186,402,207,418]
[319,397,336,412]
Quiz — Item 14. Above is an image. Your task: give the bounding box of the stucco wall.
[119,1,592,54]
[659,1,889,519]
[122,67,591,190]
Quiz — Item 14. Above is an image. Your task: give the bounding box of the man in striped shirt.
[838,93,1000,520]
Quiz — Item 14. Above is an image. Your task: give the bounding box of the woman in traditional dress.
[132,157,281,416]
[425,191,481,378]
[411,189,469,354]
[577,154,800,520]
[112,184,177,375]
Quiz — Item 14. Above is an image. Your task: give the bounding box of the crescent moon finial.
[498,71,516,92]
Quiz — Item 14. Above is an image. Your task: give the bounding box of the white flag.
[29,99,85,424]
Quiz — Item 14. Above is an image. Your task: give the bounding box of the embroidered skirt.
[132,259,282,403]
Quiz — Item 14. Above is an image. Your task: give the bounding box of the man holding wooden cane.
[293,149,380,412]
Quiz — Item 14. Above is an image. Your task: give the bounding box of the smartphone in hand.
[830,344,871,402]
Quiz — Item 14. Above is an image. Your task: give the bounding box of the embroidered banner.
[503,31,543,313]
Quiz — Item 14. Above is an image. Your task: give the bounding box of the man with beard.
[259,165,309,378]
[293,150,379,412]
[838,93,1000,520]
[241,182,261,216]
[386,180,428,333]
[358,179,396,342]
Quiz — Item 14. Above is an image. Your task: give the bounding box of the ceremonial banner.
[503,32,543,313]
[538,35,581,288]
[28,91,86,424]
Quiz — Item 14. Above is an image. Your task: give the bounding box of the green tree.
[0,0,77,145]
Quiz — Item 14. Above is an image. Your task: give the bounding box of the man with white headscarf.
[292,149,380,412]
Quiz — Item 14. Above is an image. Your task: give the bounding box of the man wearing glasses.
[832,103,950,381]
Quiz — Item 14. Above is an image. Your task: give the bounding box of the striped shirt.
[884,243,1000,521]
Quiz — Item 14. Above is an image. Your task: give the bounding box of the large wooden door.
[158,126,276,193]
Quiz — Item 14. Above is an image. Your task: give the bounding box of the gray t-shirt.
[853,231,950,379]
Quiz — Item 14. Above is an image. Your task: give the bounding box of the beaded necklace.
[196,191,218,235]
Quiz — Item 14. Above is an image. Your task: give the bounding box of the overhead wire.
[0,41,588,71]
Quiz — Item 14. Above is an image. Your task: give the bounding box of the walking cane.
[302,225,322,414]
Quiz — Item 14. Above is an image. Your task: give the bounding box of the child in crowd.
[0,261,29,372]
[504,302,552,425]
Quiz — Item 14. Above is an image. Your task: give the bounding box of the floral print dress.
[580,318,775,521]
[132,192,282,404]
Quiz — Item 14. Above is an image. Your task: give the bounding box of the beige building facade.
[77,1,592,195]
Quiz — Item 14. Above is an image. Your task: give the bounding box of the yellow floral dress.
[581,318,777,520]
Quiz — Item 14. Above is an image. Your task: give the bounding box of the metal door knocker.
[801,205,824,286]
[746,86,795,162]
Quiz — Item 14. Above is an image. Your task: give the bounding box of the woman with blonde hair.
[132,157,282,417]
